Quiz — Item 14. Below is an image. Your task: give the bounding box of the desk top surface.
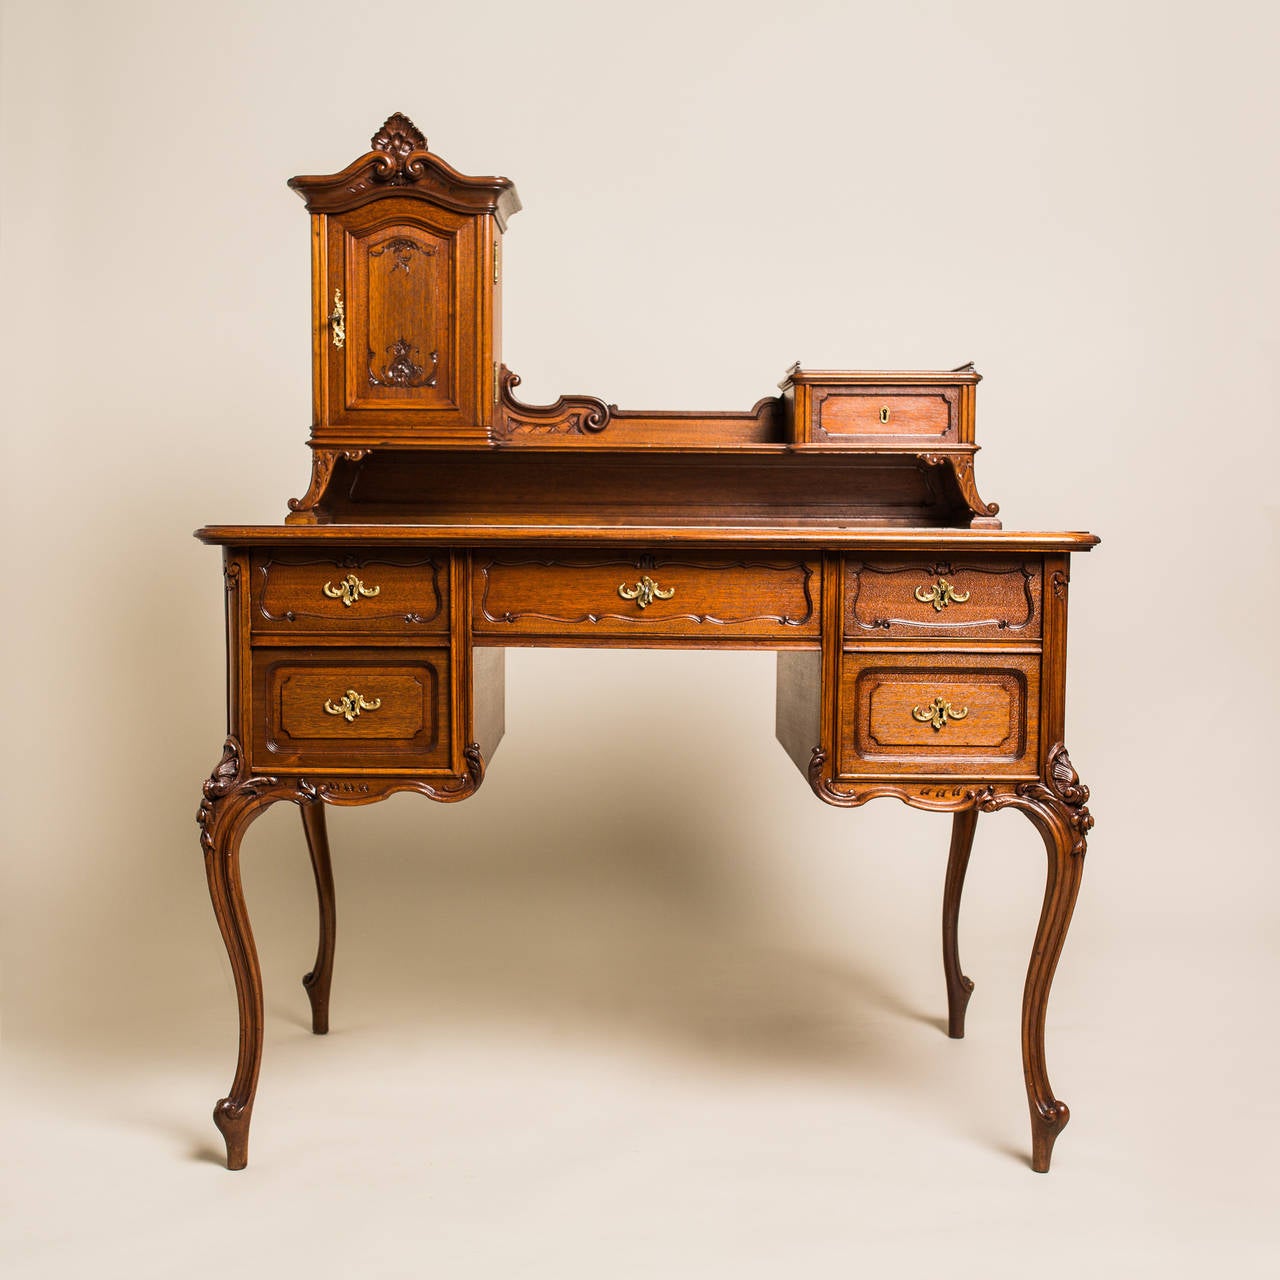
[196,524,1099,552]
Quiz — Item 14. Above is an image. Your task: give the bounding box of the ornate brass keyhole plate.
[322,574,381,606]
[914,578,970,612]
[911,697,969,731]
[323,689,382,723]
[617,575,675,609]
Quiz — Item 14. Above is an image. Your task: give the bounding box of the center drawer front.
[845,556,1042,639]
[472,552,819,640]
[251,647,452,772]
[838,651,1040,778]
[250,550,449,634]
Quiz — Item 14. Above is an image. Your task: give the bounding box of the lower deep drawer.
[250,647,452,772]
[837,650,1040,778]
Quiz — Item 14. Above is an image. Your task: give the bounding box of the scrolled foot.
[1030,1099,1070,1173]
[302,968,329,1035]
[948,974,974,1040]
[213,1097,252,1171]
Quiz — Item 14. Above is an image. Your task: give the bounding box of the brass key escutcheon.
[914,578,970,612]
[911,697,968,731]
[322,574,380,606]
[323,689,382,723]
[618,575,675,609]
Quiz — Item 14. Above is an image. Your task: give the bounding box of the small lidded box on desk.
[779,364,979,447]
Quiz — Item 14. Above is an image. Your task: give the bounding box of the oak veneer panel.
[251,646,452,773]
[251,550,449,634]
[844,555,1042,639]
[837,650,1040,778]
[473,551,820,641]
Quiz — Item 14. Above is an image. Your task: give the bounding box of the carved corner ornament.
[1017,743,1093,856]
[197,738,278,855]
[493,365,612,438]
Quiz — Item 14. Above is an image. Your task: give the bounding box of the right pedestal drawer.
[837,650,1040,779]
[844,556,1042,639]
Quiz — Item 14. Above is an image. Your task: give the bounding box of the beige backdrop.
[3,1,1277,1275]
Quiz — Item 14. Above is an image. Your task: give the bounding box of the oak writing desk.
[196,115,1098,1173]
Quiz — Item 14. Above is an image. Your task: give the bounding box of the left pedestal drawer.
[249,550,449,634]
[250,647,452,772]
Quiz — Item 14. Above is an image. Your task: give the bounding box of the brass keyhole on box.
[879,406,891,424]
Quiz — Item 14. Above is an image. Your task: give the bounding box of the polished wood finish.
[473,551,819,644]
[844,555,1042,639]
[942,809,978,1038]
[837,648,1041,778]
[250,549,449,634]
[299,798,336,1035]
[196,115,1098,1174]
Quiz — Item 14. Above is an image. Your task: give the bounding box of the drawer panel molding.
[845,557,1041,638]
[837,650,1041,778]
[251,647,452,772]
[474,553,818,637]
[252,551,448,632]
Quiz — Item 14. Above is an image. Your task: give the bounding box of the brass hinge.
[493,361,500,404]
[493,237,500,285]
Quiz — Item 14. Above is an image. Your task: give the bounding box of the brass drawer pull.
[322,573,381,606]
[323,689,382,722]
[914,578,970,612]
[329,289,345,348]
[617,575,675,609]
[912,697,968,731]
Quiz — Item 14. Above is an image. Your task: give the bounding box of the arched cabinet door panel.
[320,198,486,434]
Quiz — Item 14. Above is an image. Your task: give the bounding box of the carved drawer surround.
[473,551,820,641]
[251,549,449,634]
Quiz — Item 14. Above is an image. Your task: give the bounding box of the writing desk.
[196,115,1098,1173]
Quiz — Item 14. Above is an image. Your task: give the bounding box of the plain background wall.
[3,1,1277,1275]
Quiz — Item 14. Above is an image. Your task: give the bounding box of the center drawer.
[472,551,820,641]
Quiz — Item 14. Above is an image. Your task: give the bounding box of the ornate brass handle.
[914,578,970,612]
[912,697,968,731]
[322,573,380,607]
[323,689,382,722]
[617,575,675,609]
[329,288,345,349]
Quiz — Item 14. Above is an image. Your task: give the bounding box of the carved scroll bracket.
[493,365,613,439]
[286,449,370,524]
[916,452,1001,528]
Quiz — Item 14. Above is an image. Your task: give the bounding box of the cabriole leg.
[942,809,978,1038]
[1019,800,1085,1172]
[980,744,1093,1172]
[300,798,336,1035]
[197,739,279,1171]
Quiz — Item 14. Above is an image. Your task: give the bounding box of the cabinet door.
[323,199,484,432]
